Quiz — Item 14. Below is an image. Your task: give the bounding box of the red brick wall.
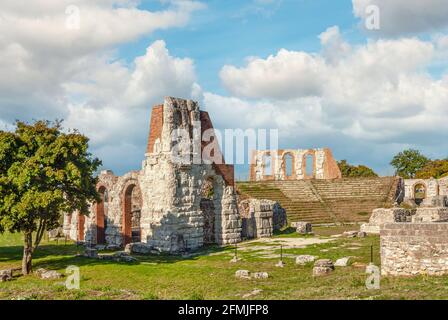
[146,105,164,154]
[200,111,235,187]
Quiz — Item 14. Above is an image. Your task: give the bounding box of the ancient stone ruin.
[249,148,341,181]
[361,176,448,276]
[238,199,287,239]
[64,97,242,253]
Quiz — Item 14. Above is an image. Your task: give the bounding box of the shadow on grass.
[0,242,231,271]
[273,227,296,236]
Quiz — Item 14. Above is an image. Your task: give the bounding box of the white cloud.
[213,27,448,173]
[0,1,203,173]
[352,0,448,36]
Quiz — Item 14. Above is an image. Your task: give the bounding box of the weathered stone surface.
[128,242,152,254]
[292,222,312,234]
[0,269,13,282]
[411,207,448,222]
[35,268,62,280]
[360,208,415,234]
[312,259,334,276]
[334,257,352,267]
[240,199,286,239]
[252,272,269,279]
[381,223,448,276]
[235,270,251,279]
[295,255,317,265]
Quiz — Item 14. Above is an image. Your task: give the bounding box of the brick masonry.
[381,223,448,276]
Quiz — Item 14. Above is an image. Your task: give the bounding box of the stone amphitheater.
[237,178,399,224]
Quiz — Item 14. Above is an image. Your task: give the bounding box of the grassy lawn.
[1,227,448,300]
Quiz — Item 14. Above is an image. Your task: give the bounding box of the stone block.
[295,255,317,265]
[312,259,334,276]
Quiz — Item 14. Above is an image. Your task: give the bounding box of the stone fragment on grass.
[343,231,358,238]
[36,268,63,279]
[334,257,352,267]
[275,260,285,268]
[312,259,335,276]
[235,270,251,279]
[292,222,312,234]
[252,272,269,279]
[357,231,367,238]
[295,255,317,265]
[230,256,242,263]
[0,269,13,282]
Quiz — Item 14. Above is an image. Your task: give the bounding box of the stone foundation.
[360,208,415,234]
[239,199,287,239]
[381,223,448,276]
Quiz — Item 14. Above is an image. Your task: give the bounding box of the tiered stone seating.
[236,177,398,224]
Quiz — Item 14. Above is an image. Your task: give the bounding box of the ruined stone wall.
[381,223,448,276]
[249,148,341,181]
[404,178,448,202]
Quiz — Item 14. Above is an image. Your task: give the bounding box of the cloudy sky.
[1,0,448,179]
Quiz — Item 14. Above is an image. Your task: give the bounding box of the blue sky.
[122,0,359,94]
[1,0,448,179]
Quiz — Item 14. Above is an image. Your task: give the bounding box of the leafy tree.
[390,149,430,178]
[415,159,448,179]
[0,120,101,275]
[337,160,378,178]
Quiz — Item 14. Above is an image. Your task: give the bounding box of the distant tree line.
[390,149,448,179]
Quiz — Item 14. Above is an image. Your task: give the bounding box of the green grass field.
[1,227,448,300]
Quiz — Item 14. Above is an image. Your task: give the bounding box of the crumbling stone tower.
[140,97,241,252]
[64,97,241,253]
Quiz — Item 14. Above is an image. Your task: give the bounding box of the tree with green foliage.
[415,159,448,179]
[390,149,430,178]
[337,160,378,178]
[0,120,101,275]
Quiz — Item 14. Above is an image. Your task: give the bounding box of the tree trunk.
[22,232,33,275]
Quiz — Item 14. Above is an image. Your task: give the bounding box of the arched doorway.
[283,153,294,178]
[200,177,216,245]
[96,186,107,245]
[78,213,85,241]
[263,153,273,178]
[414,183,426,205]
[123,184,142,245]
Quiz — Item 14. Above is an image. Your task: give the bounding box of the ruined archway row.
[249,148,342,181]
[64,170,142,248]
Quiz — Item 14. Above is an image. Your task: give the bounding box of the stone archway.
[282,152,295,179]
[122,183,142,246]
[96,186,107,245]
[414,183,427,206]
